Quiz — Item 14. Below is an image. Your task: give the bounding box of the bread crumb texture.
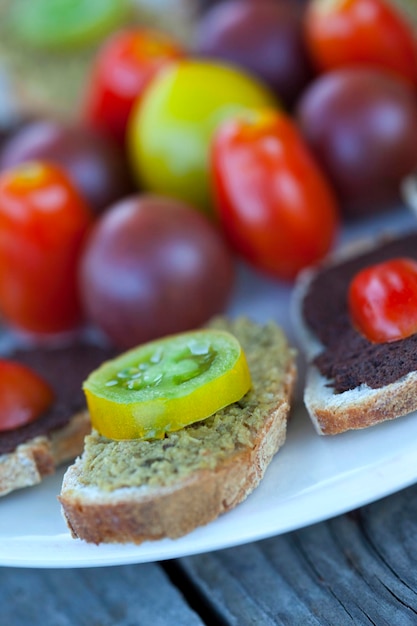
[78,318,294,491]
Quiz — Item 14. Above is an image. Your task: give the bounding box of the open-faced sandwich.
[59,317,296,545]
[293,231,417,435]
[0,337,116,497]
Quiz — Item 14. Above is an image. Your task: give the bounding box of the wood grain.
[178,483,417,625]
[0,562,204,626]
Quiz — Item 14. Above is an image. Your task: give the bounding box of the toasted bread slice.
[292,232,417,435]
[59,317,296,545]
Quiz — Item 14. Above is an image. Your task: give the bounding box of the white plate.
[1,209,417,569]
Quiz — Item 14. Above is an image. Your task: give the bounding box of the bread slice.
[292,232,417,435]
[0,410,91,497]
[59,317,297,545]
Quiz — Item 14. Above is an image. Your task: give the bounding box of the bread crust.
[60,405,289,544]
[59,320,296,545]
[0,410,90,497]
[304,366,417,435]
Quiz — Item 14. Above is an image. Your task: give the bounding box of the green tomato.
[10,0,130,51]
[128,60,276,213]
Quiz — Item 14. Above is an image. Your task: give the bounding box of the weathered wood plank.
[0,562,204,626]
[3,485,417,625]
[179,484,417,625]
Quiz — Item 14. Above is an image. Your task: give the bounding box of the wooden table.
[2,481,417,625]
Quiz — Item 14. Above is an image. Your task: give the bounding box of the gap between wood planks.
[163,559,229,626]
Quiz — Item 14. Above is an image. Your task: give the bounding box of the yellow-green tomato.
[128,60,276,213]
[83,329,252,440]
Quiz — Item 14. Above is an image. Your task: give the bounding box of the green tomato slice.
[83,329,252,440]
[10,0,130,51]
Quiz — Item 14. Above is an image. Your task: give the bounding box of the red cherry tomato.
[304,0,417,85]
[211,109,339,280]
[84,28,185,145]
[0,161,93,335]
[348,257,417,343]
[0,360,54,432]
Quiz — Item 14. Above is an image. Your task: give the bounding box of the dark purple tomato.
[194,0,313,107]
[0,120,134,214]
[79,195,235,348]
[296,68,417,218]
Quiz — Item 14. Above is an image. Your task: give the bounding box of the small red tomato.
[0,161,93,335]
[348,257,417,343]
[0,360,54,432]
[84,28,184,145]
[211,109,339,280]
[304,0,417,85]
